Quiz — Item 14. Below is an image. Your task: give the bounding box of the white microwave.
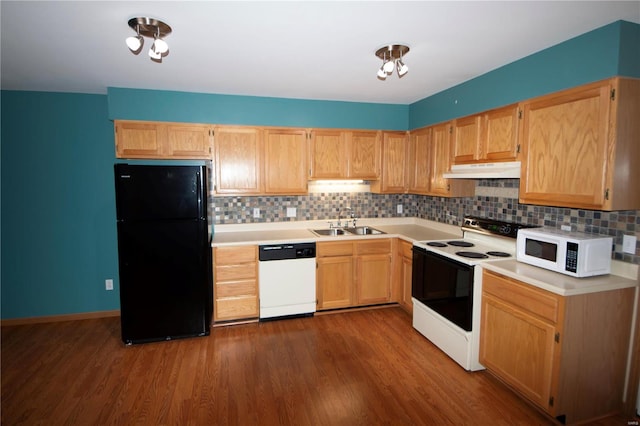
[516,228,613,277]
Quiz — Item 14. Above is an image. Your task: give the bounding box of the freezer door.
[114,164,206,221]
[117,220,210,344]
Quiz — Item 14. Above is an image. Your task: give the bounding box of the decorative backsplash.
[210,178,639,265]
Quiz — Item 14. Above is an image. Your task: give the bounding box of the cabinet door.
[213,126,262,194]
[519,82,611,209]
[430,122,453,196]
[377,131,408,193]
[309,130,346,179]
[165,124,212,159]
[348,131,380,179]
[356,254,391,305]
[115,121,164,158]
[408,127,431,194]
[480,293,557,412]
[484,104,519,161]
[453,115,481,163]
[264,128,308,194]
[317,256,354,310]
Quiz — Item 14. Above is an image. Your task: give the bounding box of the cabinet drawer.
[356,239,391,255]
[214,246,257,264]
[215,296,258,321]
[215,263,257,281]
[318,241,354,257]
[482,270,562,324]
[215,279,257,298]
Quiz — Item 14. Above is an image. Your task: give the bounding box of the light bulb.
[377,66,387,79]
[397,60,408,76]
[149,47,162,60]
[383,60,395,73]
[153,38,169,54]
[126,35,143,51]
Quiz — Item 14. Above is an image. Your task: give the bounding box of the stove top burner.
[487,251,511,257]
[426,242,448,247]
[448,241,474,247]
[456,251,489,259]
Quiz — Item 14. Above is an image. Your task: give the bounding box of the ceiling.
[1,1,639,105]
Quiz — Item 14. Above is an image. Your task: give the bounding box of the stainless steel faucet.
[337,206,358,228]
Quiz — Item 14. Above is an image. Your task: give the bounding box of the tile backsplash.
[210,179,639,265]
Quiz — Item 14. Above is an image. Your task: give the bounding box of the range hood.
[442,161,521,179]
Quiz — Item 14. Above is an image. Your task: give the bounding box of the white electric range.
[411,216,537,371]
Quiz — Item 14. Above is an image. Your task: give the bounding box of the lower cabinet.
[480,269,635,424]
[212,245,259,322]
[317,239,392,310]
[396,239,413,314]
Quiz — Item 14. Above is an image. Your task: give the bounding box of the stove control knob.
[501,226,511,235]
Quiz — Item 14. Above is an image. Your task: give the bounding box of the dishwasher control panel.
[259,242,316,261]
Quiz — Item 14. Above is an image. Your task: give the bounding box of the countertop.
[211,218,462,247]
[480,259,638,296]
[211,217,639,296]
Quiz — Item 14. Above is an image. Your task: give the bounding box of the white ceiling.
[1,1,639,105]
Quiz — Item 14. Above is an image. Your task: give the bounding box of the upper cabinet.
[309,129,380,180]
[213,126,262,195]
[115,120,213,159]
[371,131,408,193]
[519,77,640,211]
[264,128,308,195]
[407,127,431,195]
[452,104,519,165]
[425,122,475,197]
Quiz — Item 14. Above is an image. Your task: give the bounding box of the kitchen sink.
[311,228,349,236]
[310,226,385,237]
[346,226,385,235]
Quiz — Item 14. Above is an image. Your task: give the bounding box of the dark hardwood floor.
[1,307,635,425]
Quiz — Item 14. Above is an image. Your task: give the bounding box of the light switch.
[622,235,637,254]
[253,208,260,218]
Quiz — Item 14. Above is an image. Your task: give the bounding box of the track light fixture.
[375,44,410,80]
[126,17,172,62]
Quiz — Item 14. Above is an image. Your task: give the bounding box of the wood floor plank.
[2,307,636,425]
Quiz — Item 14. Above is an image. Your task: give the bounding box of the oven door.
[412,246,474,331]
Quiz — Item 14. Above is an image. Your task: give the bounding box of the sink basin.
[346,226,385,235]
[310,226,385,237]
[311,228,349,236]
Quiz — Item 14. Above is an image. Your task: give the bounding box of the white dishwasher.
[258,242,316,319]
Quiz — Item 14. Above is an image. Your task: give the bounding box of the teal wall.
[1,20,638,320]
[107,88,409,130]
[1,91,120,318]
[408,20,640,129]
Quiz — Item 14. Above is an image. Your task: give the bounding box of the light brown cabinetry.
[371,132,408,193]
[407,127,431,195]
[115,120,212,159]
[428,122,476,197]
[213,126,262,194]
[480,269,635,424]
[264,128,308,194]
[316,239,391,310]
[452,104,519,164]
[309,130,380,180]
[519,77,640,210]
[395,239,413,313]
[212,245,259,322]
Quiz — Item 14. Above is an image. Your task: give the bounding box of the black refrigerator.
[114,164,212,344]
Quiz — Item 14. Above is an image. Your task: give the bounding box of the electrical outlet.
[560,225,571,231]
[286,207,297,218]
[253,208,260,218]
[397,204,403,214]
[105,279,114,291]
[622,235,637,254]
